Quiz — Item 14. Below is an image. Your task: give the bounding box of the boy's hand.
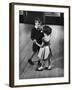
[40,45,44,48]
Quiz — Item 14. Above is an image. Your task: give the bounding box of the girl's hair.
[43,25,52,35]
[34,17,42,24]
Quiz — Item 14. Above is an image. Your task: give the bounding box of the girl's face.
[35,20,41,29]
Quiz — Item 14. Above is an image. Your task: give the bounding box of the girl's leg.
[37,59,45,71]
[48,59,52,70]
[43,46,51,69]
[36,47,44,70]
[48,47,52,69]
[44,55,52,70]
[48,55,52,70]
[44,59,49,69]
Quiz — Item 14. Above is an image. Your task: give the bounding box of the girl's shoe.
[36,66,44,71]
[48,65,52,70]
[45,65,52,70]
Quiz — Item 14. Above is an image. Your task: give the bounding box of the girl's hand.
[33,39,36,43]
[40,42,44,48]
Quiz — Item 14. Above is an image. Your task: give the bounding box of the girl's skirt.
[38,46,50,60]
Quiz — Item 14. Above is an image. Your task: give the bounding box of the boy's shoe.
[28,59,34,65]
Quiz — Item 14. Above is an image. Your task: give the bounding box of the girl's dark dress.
[31,28,44,53]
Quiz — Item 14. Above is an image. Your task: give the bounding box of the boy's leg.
[28,52,36,65]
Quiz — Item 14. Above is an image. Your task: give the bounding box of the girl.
[36,25,52,71]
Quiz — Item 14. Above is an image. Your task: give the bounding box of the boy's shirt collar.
[34,25,43,31]
[35,25,38,29]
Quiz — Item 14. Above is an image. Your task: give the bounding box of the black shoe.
[28,59,34,65]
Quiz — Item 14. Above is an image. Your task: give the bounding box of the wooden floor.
[19,56,64,79]
[19,24,64,79]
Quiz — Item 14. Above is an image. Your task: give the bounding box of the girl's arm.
[32,39,43,47]
[43,34,51,42]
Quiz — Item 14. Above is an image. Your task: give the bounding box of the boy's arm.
[35,41,44,47]
[31,28,35,40]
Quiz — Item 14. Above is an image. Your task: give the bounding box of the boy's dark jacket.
[31,27,44,52]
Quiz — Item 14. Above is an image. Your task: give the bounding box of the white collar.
[35,25,38,29]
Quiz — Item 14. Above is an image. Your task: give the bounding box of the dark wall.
[19,11,64,25]
[45,16,64,25]
[19,11,43,24]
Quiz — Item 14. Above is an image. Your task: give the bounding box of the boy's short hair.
[34,17,42,24]
[43,25,52,35]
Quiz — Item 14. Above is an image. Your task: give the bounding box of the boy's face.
[35,20,41,29]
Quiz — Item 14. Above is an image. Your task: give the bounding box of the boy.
[36,25,52,71]
[28,18,44,66]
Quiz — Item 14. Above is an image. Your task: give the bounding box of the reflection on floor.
[20,57,64,79]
